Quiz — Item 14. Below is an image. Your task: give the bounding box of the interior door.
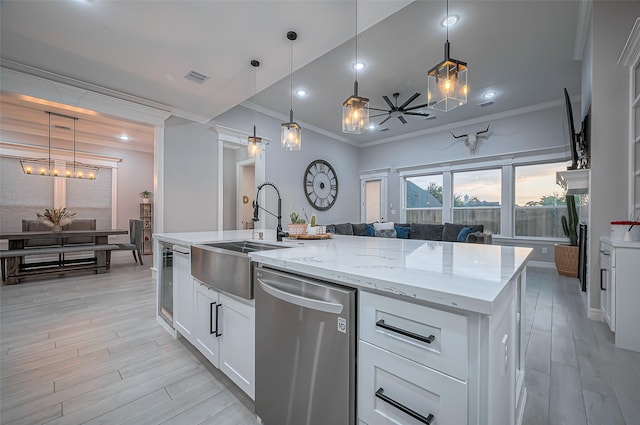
[361,177,387,223]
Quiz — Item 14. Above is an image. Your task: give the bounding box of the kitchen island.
[154,229,532,425]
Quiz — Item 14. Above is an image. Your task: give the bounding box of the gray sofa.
[325,222,489,243]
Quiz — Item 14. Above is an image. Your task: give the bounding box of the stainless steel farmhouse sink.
[191,241,289,299]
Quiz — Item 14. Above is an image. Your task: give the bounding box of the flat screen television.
[564,88,579,170]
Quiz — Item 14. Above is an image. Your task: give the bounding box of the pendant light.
[427,0,468,112]
[281,31,301,151]
[342,0,369,134]
[248,59,266,158]
[20,111,99,180]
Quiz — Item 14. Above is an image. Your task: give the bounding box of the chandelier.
[20,111,99,180]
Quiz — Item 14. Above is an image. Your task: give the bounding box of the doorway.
[237,160,256,229]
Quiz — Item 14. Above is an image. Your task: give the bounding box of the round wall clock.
[304,159,338,211]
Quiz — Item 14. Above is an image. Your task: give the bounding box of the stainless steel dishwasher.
[255,267,356,425]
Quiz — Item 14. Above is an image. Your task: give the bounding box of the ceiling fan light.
[342,94,369,134]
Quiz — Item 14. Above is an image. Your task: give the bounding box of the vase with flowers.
[36,207,76,232]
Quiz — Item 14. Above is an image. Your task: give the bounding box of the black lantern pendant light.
[281,31,301,151]
[427,0,468,112]
[342,0,369,134]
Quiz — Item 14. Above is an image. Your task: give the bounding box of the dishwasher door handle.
[257,278,344,314]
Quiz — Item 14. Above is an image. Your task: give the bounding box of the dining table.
[0,229,128,284]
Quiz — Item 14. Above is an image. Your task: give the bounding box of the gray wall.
[164,120,217,232]
[588,2,640,313]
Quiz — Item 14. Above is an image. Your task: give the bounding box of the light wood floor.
[1,254,638,424]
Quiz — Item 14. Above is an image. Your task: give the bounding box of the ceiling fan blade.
[398,93,420,110]
[369,113,389,118]
[382,96,395,110]
[403,103,429,111]
[379,116,392,125]
[398,116,408,124]
[369,107,389,112]
[404,112,430,117]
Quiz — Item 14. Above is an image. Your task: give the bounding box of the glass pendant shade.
[427,40,468,112]
[342,93,369,134]
[281,120,301,151]
[247,135,261,158]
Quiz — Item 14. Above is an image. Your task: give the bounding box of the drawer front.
[600,245,615,268]
[359,291,468,380]
[358,341,467,425]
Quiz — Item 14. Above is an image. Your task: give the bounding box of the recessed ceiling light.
[442,15,458,27]
[483,91,496,99]
[296,89,307,97]
[119,135,129,141]
[353,62,365,71]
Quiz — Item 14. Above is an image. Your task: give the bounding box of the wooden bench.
[1,244,119,283]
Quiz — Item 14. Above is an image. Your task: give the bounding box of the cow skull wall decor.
[450,123,491,154]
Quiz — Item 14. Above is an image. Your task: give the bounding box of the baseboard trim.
[527,261,555,269]
[588,307,603,321]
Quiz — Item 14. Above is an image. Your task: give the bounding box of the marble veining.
[154,230,532,315]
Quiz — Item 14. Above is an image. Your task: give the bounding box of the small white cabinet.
[173,246,195,343]
[600,238,640,352]
[194,281,221,366]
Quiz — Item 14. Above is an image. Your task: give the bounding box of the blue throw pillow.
[457,226,474,242]
[395,225,411,239]
[365,223,375,237]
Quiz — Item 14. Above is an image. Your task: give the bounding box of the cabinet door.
[173,250,194,343]
[218,293,256,400]
[194,283,220,367]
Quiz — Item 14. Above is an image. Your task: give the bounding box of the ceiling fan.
[370,92,430,126]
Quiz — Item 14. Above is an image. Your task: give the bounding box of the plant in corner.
[555,195,579,277]
[140,190,152,204]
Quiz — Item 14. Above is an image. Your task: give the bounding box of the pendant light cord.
[446,0,449,42]
[289,38,293,118]
[355,0,358,83]
[253,64,257,136]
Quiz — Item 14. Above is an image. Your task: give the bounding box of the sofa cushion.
[365,223,375,237]
[409,223,443,241]
[352,223,367,236]
[374,222,396,238]
[456,226,475,242]
[443,223,484,242]
[333,223,354,235]
[395,225,411,239]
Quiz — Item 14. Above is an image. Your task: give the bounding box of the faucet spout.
[253,182,288,242]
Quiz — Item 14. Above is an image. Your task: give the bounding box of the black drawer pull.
[375,388,434,425]
[376,319,435,344]
[214,303,222,337]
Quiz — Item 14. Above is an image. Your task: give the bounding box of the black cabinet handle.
[600,269,607,291]
[375,388,434,425]
[209,302,216,334]
[215,303,222,337]
[376,319,435,344]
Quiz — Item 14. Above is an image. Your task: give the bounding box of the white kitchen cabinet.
[219,292,256,399]
[194,281,221,366]
[600,238,640,352]
[193,279,256,399]
[358,279,524,425]
[173,246,195,344]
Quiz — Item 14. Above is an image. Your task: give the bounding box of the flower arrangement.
[36,207,76,231]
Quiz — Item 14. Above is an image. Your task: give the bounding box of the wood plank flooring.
[1,253,639,424]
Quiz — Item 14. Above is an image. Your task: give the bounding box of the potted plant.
[140,190,152,204]
[288,211,307,236]
[554,194,579,277]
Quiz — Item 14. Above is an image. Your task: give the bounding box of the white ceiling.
[0,0,584,150]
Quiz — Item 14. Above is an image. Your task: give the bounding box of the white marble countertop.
[600,237,640,248]
[154,230,532,315]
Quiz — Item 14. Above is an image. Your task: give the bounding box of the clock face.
[304,160,338,211]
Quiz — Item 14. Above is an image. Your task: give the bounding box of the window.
[404,174,443,224]
[514,162,570,238]
[452,169,501,234]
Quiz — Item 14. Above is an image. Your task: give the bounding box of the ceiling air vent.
[479,101,494,108]
[379,128,390,132]
[184,70,210,84]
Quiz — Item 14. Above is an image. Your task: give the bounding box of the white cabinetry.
[358,281,525,425]
[193,279,256,399]
[173,246,194,343]
[600,239,640,352]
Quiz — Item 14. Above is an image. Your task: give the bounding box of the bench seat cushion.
[409,223,443,241]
